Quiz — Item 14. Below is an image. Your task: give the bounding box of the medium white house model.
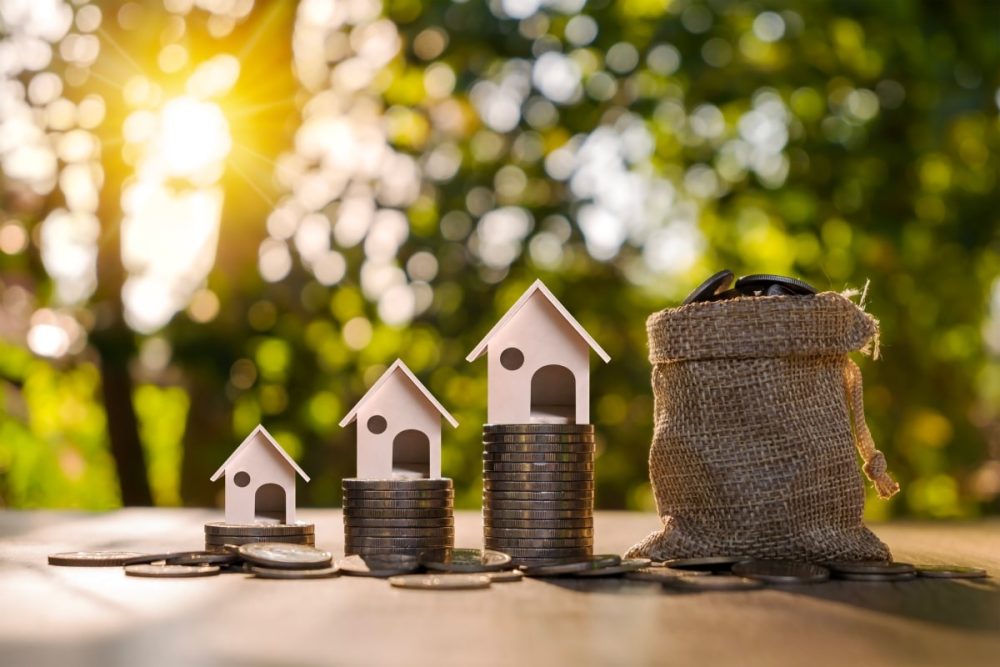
[339,359,458,480]
[210,424,310,524]
[466,279,610,425]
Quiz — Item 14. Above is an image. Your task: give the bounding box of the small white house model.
[467,280,610,425]
[210,424,310,524]
[339,359,458,480]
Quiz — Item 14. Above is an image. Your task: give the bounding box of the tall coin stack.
[482,423,595,564]
[204,521,316,552]
[342,478,455,557]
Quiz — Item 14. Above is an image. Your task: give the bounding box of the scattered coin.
[124,564,221,578]
[238,543,333,570]
[735,274,817,296]
[663,556,743,573]
[389,573,491,590]
[249,565,340,579]
[732,560,830,584]
[203,522,315,536]
[121,551,237,567]
[48,551,148,567]
[824,561,916,576]
[836,572,918,583]
[419,548,513,573]
[683,269,735,305]
[664,575,765,592]
[624,568,710,583]
[520,555,621,577]
[573,559,652,578]
[488,570,524,583]
[338,554,421,577]
[916,565,988,579]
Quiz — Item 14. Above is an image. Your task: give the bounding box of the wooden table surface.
[0,509,997,667]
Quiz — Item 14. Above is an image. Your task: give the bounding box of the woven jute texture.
[626,291,899,562]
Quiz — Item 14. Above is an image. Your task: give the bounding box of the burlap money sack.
[626,291,899,562]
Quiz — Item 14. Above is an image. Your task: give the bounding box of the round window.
[233,471,251,488]
[367,415,388,434]
[500,347,524,371]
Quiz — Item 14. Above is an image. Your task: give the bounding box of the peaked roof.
[210,424,310,482]
[466,279,611,363]
[339,359,459,428]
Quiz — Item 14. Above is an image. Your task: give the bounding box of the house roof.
[210,424,310,482]
[466,279,611,363]
[338,359,459,428]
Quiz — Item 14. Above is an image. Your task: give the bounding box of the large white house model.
[339,359,458,480]
[467,279,610,425]
[210,424,310,524]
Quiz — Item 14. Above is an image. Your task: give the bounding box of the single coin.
[519,554,621,577]
[121,551,239,567]
[483,472,593,482]
[389,573,491,590]
[419,548,513,573]
[484,527,595,539]
[916,565,988,579]
[824,561,916,576]
[249,565,340,579]
[483,424,594,435]
[204,521,315,536]
[484,461,594,473]
[572,559,652,578]
[663,556,743,573]
[683,269,735,305]
[342,489,454,500]
[344,517,454,528]
[484,490,594,502]
[732,560,830,584]
[124,564,221,578]
[346,527,455,538]
[484,509,593,520]
[483,452,593,463]
[485,537,594,549]
[488,570,524,583]
[486,518,594,530]
[624,568,710,583]
[485,498,593,511]
[338,554,421,577]
[48,551,148,567]
[484,481,594,493]
[342,498,454,510]
[664,575,765,592]
[836,572,918,583]
[238,543,333,570]
[735,273,817,296]
[483,434,595,444]
[342,479,453,491]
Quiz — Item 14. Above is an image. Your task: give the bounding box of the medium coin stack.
[482,423,595,564]
[204,522,315,552]
[342,478,455,557]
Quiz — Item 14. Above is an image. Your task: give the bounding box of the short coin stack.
[204,521,315,552]
[342,478,455,557]
[482,423,595,564]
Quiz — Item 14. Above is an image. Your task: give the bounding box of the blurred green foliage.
[0,0,998,519]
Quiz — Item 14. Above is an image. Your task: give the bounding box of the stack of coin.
[482,424,595,564]
[204,521,315,552]
[342,478,455,557]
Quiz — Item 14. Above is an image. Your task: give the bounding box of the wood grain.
[0,510,997,667]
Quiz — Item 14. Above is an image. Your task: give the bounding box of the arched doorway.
[254,483,286,523]
[392,429,431,479]
[530,364,576,424]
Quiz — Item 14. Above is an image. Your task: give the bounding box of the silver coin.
[484,441,595,453]
[249,565,340,579]
[483,453,593,464]
[573,559,652,577]
[484,499,593,511]
[732,560,830,584]
[483,424,594,434]
[484,480,595,493]
[338,554,421,577]
[484,461,594,473]
[484,490,594,501]
[344,517,455,528]
[346,537,454,549]
[664,575,765,592]
[519,555,620,577]
[505,549,593,560]
[484,509,592,520]
[344,508,452,519]
[485,537,594,549]
[483,471,593,482]
[389,573,491,590]
[203,521,315,536]
[238,543,333,570]
[346,527,455,538]
[48,551,148,567]
[663,556,743,573]
[205,534,315,545]
[342,489,454,500]
[123,551,233,566]
[486,518,594,530]
[836,572,918,582]
[824,561,916,576]
[342,479,453,490]
[419,548,513,573]
[484,527,595,539]
[124,564,221,578]
[488,570,524,583]
[916,565,988,579]
[342,498,454,509]
[624,568,710,583]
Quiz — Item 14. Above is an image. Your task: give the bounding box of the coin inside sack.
[573,559,652,577]
[916,565,988,579]
[824,560,915,576]
[519,554,621,577]
[338,554,421,577]
[238,543,332,570]
[664,575,765,592]
[48,551,147,567]
[249,565,340,579]
[682,269,735,305]
[731,560,830,584]
[662,556,742,573]
[389,573,491,590]
[735,273,817,296]
[124,564,221,578]
[419,548,512,573]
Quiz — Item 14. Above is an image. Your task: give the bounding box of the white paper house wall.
[467,280,610,425]
[210,424,310,524]
[339,359,458,480]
